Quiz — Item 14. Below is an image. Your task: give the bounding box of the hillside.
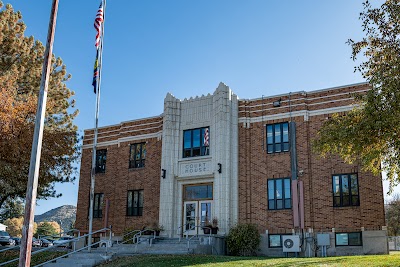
[34,205,76,233]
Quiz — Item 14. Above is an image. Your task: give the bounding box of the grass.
[98,252,400,267]
[0,250,66,267]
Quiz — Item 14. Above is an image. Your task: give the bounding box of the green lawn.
[98,252,400,267]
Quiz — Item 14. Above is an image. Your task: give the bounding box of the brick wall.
[238,83,385,233]
[76,117,163,235]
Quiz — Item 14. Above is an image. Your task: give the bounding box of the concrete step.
[43,251,108,267]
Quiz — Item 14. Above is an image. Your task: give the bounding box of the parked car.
[32,237,42,247]
[53,236,74,248]
[0,231,15,246]
[11,237,21,245]
[40,238,53,247]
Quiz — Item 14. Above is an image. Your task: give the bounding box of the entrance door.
[183,201,197,235]
[183,200,212,235]
[199,200,212,227]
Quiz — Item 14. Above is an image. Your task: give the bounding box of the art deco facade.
[76,82,387,255]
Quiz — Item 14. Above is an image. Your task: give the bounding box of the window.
[129,143,146,168]
[268,178,291,210]
[266,122,289,153]
[127,190,143,216]
[184,184,213,200]
[183,127,210,158]
[95,149,107,173]
[268,234,282,248]
[93,193,104,218]
[332,173,359,207]
[335,232,362,246]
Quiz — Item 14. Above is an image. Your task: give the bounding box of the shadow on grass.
[0,249,66,267]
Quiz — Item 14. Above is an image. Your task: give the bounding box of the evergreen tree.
[0,2,79,208]
[0,198,24,222]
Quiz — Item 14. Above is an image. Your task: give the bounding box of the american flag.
[204,128,209,146]
[94,2,104,49]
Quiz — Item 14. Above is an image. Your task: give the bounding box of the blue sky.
[4,0,397,215]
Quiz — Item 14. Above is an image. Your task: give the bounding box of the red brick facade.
[76,116,163,235]
[238,83,385,234]
[76,83,385,237]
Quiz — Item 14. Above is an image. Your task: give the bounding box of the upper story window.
[129,142,146,168]
[332,173,359,207]
[266,122,289,153]
[268,178,291,210]
[93,193,104,218]
[95,149,107,173]
[183,127,210,158]
[127,190,143,216]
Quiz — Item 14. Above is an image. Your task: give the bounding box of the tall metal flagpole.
[88,0,106,252]
[18,0,59,266]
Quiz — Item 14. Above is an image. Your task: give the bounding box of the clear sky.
[4,0,398,215]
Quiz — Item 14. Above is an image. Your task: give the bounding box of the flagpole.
[88,0,106,252]
[19,0,59,266]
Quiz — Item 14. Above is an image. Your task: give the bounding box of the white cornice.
[82,131,163,149]
[238,105,356,123]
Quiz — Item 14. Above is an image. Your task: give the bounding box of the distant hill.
[34,205,76,233]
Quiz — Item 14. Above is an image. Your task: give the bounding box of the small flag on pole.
[92,50,99,93]
[94,2,104,49]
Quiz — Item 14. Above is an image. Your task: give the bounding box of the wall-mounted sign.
[179,160,212,177]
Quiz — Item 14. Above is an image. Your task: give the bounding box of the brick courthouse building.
[76,82,387,256]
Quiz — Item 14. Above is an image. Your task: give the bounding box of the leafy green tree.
[0,198,24,222]
[313,0,400,192]
[36,221,59,238]
[386,194,400,236]
[0,2,79,208]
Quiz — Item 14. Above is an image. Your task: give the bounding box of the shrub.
[122,227,140,244]
[226,223,260,256]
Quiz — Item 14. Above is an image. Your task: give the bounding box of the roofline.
[84,114,163,133]
[241,82,369,102]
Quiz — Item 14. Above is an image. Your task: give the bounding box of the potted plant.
[211,217,219,234]
[153,223,164,236]
[202,217,212,234]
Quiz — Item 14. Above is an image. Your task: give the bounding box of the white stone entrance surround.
[159,82,239,237]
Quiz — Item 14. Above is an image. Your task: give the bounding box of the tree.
[386,194,400,236]
[313,0,400,192]
[0,198,24,222]
[0,2,79,208]
[36,221,59,238]
[3,217,37,237]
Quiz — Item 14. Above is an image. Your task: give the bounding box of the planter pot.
[143,230,153,235]
[155,230,160,236]
[203,228,211,234]
[211,227,218,235]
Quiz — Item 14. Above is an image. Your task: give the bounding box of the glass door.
[199,201,212,227]
[183,201,197,235]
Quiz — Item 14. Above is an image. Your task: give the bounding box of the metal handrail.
[117,229,141,245]
[187,225,212,250]
[0,227,111,267]
[0,228,81,254]
[34,227,111,267]
[133,229,156,252]
[178,222,192,242]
